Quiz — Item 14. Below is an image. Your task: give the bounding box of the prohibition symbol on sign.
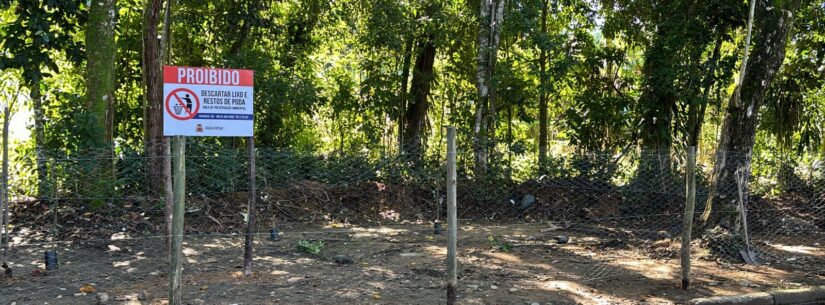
[165,88,201,120]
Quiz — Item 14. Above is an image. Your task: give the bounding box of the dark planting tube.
[270,228,280,241]
[44,250,58,270]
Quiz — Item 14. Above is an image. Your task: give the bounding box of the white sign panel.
[163,66,254,137]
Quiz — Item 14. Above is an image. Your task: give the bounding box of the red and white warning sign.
[163,66,254,137]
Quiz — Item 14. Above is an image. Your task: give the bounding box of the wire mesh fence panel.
[740,158,825,270]
[2,147,169,304]
[1,142,823,304]
[451,149,690,284]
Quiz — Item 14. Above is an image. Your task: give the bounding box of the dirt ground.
[2,222,823,305]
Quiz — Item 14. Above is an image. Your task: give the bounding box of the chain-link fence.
[1,140,823,304]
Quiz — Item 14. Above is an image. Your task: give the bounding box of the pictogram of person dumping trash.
[173,94,195,115]
[165,88,200,120]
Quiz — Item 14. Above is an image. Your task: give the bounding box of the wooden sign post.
[162,66,255,304]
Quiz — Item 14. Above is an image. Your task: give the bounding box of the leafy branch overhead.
[0,0,821,213]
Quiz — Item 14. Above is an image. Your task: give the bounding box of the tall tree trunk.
[161,0,175,252]
[633,23,681,191]
[143,0,164,193]
[687,35,723,147]
[161,0,174,62]
[637,30,677,152]
[86,0,118,202]
[473,0,505,177]
[473,0,492,176]
[506,104,513,179]
[398,34,414,155]
[701,0,799,229]
[634,1,702,181]
[402,33,437,163]
[86,0,117,147]
[487,0,504,164]
[31,84,47,199]
[537,0,548,170]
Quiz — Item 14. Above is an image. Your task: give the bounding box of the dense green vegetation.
[0,0,823,220]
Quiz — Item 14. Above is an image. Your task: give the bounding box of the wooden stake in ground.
[169,136,186,305]
[1,99,11,261]
[243,137,257,276]
[446,126,458,305]
[681,146,697,289]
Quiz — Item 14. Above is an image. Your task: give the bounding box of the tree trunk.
[143,0,164,193]
[632,23,681,191]
[701,0,799,229]
[687,35,723,147]
[86,0,117,202]
[398,34,414,155]
[161,0,174,63]
[537,0,548,170]
[506,104,513,179]
[473,0,505,177]
[473,0,492,177]
[86,0,117,147]
[31,84,47,199]
[487,0,504,165]
[161,0,175,252]
[402,33,437,162]
[142,0,174,247]
[637,29,677,152]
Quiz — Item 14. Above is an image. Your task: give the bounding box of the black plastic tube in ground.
[44,250,58,270]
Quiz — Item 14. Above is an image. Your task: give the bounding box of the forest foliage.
[0,0,823,193]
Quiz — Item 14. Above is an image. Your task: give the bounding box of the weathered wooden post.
[1,100,10,260]
[243,137,257,276]
[681,146,697,289]
[169,136,186,304]
[446,126,458,305]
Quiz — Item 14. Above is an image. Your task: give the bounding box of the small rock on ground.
[96,292,110,304]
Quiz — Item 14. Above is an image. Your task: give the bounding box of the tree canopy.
[1,0,823,181]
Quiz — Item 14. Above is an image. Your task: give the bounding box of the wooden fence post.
[446,126,458,305]
[243,137,257,276]
[169,136,186,304]
[681,146,697,289]
[1,103,9,260]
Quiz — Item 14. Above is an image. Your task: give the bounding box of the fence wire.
[1,142,823,304]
